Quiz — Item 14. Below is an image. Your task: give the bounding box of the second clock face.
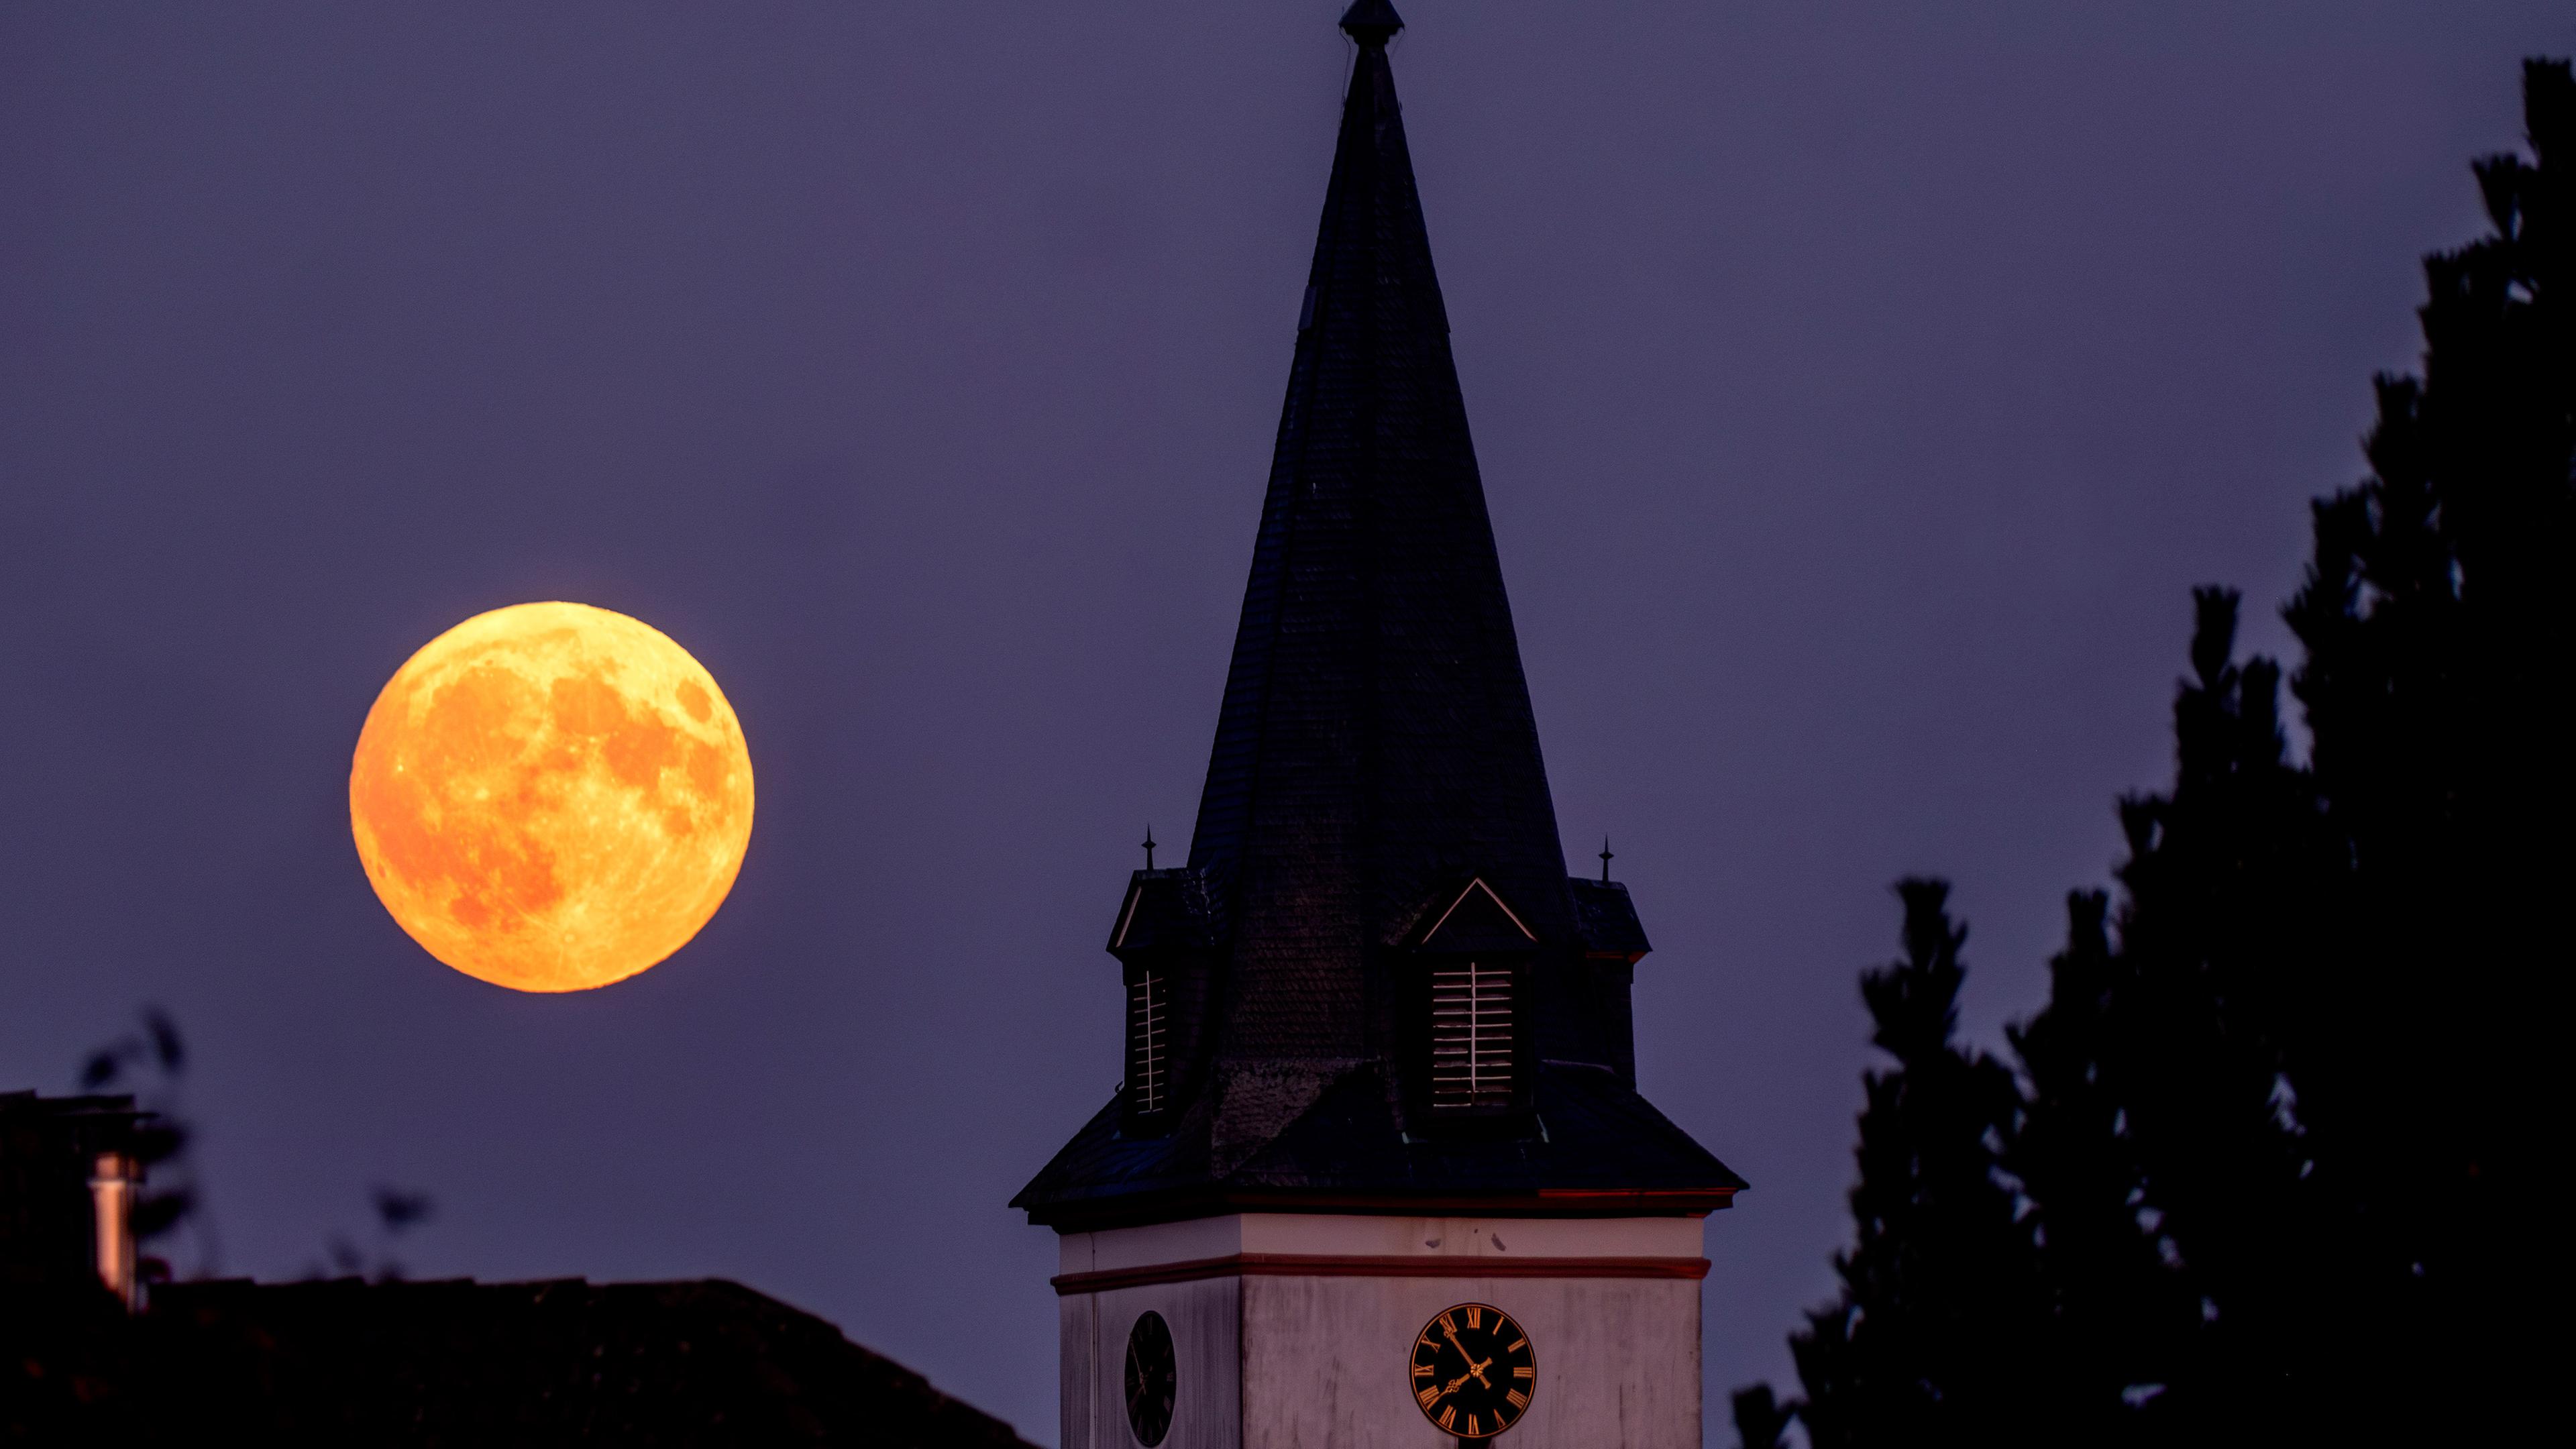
[1408,1302,1536,1440]
[1124,1310,1175,1446]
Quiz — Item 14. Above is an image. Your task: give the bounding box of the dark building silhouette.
[140,1277,1035,1445]
[1016,6,1740,1446]
[2,1089,1036,1446]
[1,1091,148,1309]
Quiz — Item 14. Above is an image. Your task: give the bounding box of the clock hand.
[1432,1354,1497,1405]
[1440,1320,1478,1365]
[1438,1321,1496,1389]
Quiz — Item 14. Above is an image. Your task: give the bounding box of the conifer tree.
[1741,57,2569,1446]
[2279,56,2571,1434]
[1729,1384,1794,1449]
[2054,590,2332,1441]
[2001,890,2190,1443]
[1789,881,2046,1448]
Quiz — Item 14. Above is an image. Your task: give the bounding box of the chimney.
[89,1148,141,1308]
[0,1090,150,1311]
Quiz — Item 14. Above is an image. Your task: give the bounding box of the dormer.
[1405,879,1538,1118]
[1106,867,1217,1134]
[1560,876,1652,1086]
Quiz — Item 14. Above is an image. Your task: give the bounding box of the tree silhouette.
[2001,889,2190,1443]
[2050,590,2337,1441]
[305,1185,438,1283]
[2276,54,2572,1438]
[1743,56,2571,1445]
[1731,1383,1794,1449]
[76,1006,218,1278]
[1789,881,2047,1448]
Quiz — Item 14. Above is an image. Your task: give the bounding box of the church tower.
[1014,6,1743,1445]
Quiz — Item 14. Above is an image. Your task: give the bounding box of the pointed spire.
[1186,5,1571,1063]
[1011,5,1746,1230]
[1340,0,1403,47]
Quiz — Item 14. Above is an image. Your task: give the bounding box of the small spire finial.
[1339,0,1403,48]
[1599,836,1615,885]
[1142,826,1157,871]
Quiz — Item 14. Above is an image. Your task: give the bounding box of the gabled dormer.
[1106,867,1217,1134]
[1403,879,1538,1118]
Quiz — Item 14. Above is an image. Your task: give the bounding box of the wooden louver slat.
[1429,962,1513,1109]
[1128,972,1169,1113]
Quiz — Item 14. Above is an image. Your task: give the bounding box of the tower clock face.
[1124,1310,1176,1446]
[1408,1302,1536,1440]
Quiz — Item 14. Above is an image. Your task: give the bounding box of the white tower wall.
[1056,1213,1707,1449]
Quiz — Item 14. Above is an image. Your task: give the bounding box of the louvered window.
[1128,971,1169,1114]
[1429,961,1514,1110]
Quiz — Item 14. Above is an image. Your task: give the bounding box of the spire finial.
[1600,836,1615,885]
[1142,826,1157,871]
[1339,0,1403,48]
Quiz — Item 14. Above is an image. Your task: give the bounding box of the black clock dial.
[1408,1302,1536,1440]
[1123,1310,1177,1447]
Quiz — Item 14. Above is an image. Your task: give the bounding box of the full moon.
[349,602,754,992]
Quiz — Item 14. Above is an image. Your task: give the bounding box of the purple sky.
[5,3,2567,1440]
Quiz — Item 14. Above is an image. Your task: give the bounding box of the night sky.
[5,3,2567,1441]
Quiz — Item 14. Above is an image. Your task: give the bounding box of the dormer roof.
[1569,879,1653,963]
[1411,878,1540,954]
[1109,868,1219,955]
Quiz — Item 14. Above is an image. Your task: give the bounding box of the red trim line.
[1051,1252,1710,1295]
[1533,1189,1729,1207]
[1025,1189,1735,1231]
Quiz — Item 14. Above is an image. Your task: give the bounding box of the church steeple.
[1186,0,1574,1071]
[1023,26,1739,1443]
[1016,5,1738,1233]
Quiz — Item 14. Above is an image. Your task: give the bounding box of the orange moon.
[349,602,754,992]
